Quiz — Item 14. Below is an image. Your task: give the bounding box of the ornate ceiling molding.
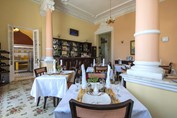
[40,0,55,16]
[32,0,166,24]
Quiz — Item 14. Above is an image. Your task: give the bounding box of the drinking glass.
[115,81,121,97]
[99,78,105,89]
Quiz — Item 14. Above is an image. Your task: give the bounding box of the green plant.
[87,77,99,83]
[56,65,61,71]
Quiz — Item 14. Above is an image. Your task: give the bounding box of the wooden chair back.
[69,99,134,118]
[160,62,173,74]
[94,66,108,73]
[87,72,106,79]
[34,67,47,77]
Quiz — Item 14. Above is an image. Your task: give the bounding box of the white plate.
[61,71,73,74]
[82,93,111,104]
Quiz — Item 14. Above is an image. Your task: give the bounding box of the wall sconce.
[161,36,169,42]
[13,27,19,32]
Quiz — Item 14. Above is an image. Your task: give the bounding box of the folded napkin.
[93,59,96,67]
[102,58,105,66]
[53,59,57,73]
[106,65,111,88]
[118,59,122,65]
[81,64,87,89]
[60,59,63,66]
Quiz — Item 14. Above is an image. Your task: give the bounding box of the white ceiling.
[33,0,165,24]
[55,0,136,24]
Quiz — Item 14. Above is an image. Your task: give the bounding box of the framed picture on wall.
[69,28,79,36]
[130,40,135,55]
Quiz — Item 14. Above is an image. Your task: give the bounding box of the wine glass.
[99,78,105,90]
[115,81,121,97]
[75,77,80,92]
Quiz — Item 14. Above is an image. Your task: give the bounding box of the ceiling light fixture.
[106,0,115,24]
[13,27,20,32]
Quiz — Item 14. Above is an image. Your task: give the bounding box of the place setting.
[75,64,120,104]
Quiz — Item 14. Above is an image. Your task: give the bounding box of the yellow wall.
[53,10,97,42]
[127,82,177,118]
[0,0,97,57]
[112,12,135,60]
[159,0,177,69]
[112,0,177,71]
[0,0,42,50]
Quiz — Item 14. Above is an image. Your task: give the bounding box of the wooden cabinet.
[53,38,94,70]
[0,49,10,86]
[53,38,92,57]
[54,57,93,70]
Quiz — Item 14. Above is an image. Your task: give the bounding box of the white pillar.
[127,0,164,80]
[40,0,56,72]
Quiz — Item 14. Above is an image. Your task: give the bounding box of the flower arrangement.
[56,65,62,72]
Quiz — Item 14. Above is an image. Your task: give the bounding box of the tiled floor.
[0,79,55,118]
[15,72,34,81]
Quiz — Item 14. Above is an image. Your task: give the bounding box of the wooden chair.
[69,99,134,118]
[34,67,56,109]
[94,66,108,73]
[87,72,106,79]
[160,62,173,74]
[73,68,82,84]
[34,67,47,77]
[67,71,77,88]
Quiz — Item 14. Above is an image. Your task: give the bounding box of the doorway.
[8,25,40,82]
[14,28,33,80]
[98,32,111,64]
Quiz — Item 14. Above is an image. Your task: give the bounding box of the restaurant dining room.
[1,0,177,118]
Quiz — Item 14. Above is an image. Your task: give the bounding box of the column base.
[127,61,165,80]
[41,56,57,73]
[44,56,54,62]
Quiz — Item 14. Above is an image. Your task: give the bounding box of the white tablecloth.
[86,67,94,73]
[115,64,126,72]
[31,74,68,102]
[53,84,152,118]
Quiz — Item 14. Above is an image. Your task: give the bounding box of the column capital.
[40,0,55,16]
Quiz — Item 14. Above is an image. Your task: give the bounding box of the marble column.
[127,0,164,79]
[45,9,53,61]
[40,0,56,72]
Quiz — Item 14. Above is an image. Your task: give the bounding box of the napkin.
[118,59,122,65]
[102,58,105,66]
[60,59,63,66]
[81,64,87,89]
[53,59,57,73]
[106,65,111,88]
[93,59,96,67]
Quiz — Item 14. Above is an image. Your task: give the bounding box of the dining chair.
[87,72,106,79]
[34,67,47,77]
[69,99,134,118]
[67,71,76,88]
[94,66,108,73]
[34,67,56,109]
[160,62,173,74]
[73,67,82,84]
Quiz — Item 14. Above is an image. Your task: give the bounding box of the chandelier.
[106,0,115,24]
